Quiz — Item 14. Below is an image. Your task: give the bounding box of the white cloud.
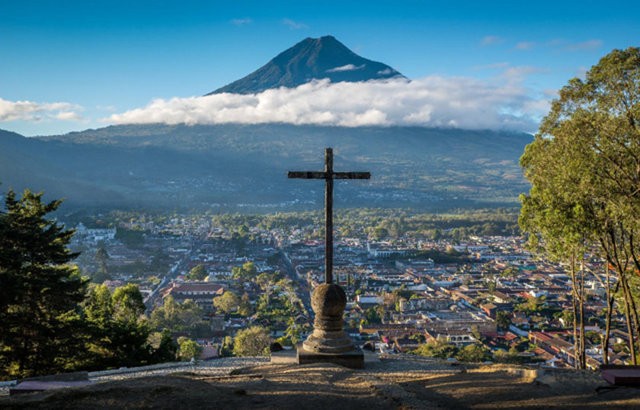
[326,64,364,73]
[501,66,547,83]
[548,38,603,52]
[564,39,603,51]
[108,74,548,132]
[282,18,308,30]
[515,41,535,50]
[55,111,82,121]
[0,98,82,122]
[377,68,394,75]
[481,35,503,46]
[231,18,252,26]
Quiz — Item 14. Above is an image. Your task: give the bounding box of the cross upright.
[288,148,370,284]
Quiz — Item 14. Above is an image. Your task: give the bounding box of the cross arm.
[288,171,327,179]
[333,172,371,180]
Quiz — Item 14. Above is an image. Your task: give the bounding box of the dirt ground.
[2,360,640,409]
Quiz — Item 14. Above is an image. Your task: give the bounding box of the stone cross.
[288,148,370,284]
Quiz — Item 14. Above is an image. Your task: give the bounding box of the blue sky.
[1,0,638,136]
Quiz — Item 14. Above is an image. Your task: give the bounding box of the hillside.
[0,124,531,211]
[1,357,637,409]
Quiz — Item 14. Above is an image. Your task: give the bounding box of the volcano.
[208,35,405,95]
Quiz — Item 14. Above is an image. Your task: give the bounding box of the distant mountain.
[0,125,531,211]
[209,36,405,95]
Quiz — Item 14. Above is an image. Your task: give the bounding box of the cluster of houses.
[71,216,630,367]
[284,233,629,368]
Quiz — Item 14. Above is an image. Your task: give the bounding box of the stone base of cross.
[287,148,368,369]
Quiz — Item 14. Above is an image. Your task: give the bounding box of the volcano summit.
[209,35,405,95]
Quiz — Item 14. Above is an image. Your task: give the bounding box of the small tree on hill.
[93,245,111,283]
[232,261,258,282]
[187,264,207,281]
[177,337,202,361]
[213,291,240,315]
[413,339,458,359]
[233,326,271,356]
[456,344,491,363]
[495,311,511,330]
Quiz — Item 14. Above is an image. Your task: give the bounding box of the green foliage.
[187,264,207,281]
[213,291,240,314]
[493,348,525,364]
[363,307,382,324]
[515,296,546,314]
[519,47,640,366]
[233,326,271,357]
[148,329,178,362]
[414,340,490,363]
[560,310,574,328]
[83,284,152,369]
[149,296,204,333]
[252,273,303,329]
[456,344,491,363]
[232,261,257,282]
[0,190,89,379]
[283,318,309,346]
[177,337,202,361]
[495,311,511,330]
[112,283,146,321]
[93,245,111,283]
[238,292,253,317]
[413,339,458,359]
[219,336,234,357]
[409,333,426,344]
[115,227,145,248]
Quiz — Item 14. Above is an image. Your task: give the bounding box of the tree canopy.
[519,47,640,365]
[233,326,271,357]
[187,264,207,281]
[213,291,240,314]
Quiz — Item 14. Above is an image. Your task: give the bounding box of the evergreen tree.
[0,190,88,378]
[83,284,152,369]
[187,264,207,281]
[148,329,178,363]
[93,245,111,283]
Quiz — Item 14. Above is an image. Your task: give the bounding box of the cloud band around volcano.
[108,76,547,132]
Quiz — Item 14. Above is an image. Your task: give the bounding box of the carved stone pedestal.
[297,283,364,369]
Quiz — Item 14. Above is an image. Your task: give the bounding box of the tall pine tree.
[0,190,88,379]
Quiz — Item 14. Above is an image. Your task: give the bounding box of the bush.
[233,326,271,356]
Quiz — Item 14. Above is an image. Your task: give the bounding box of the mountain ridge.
[0,124,530,211]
